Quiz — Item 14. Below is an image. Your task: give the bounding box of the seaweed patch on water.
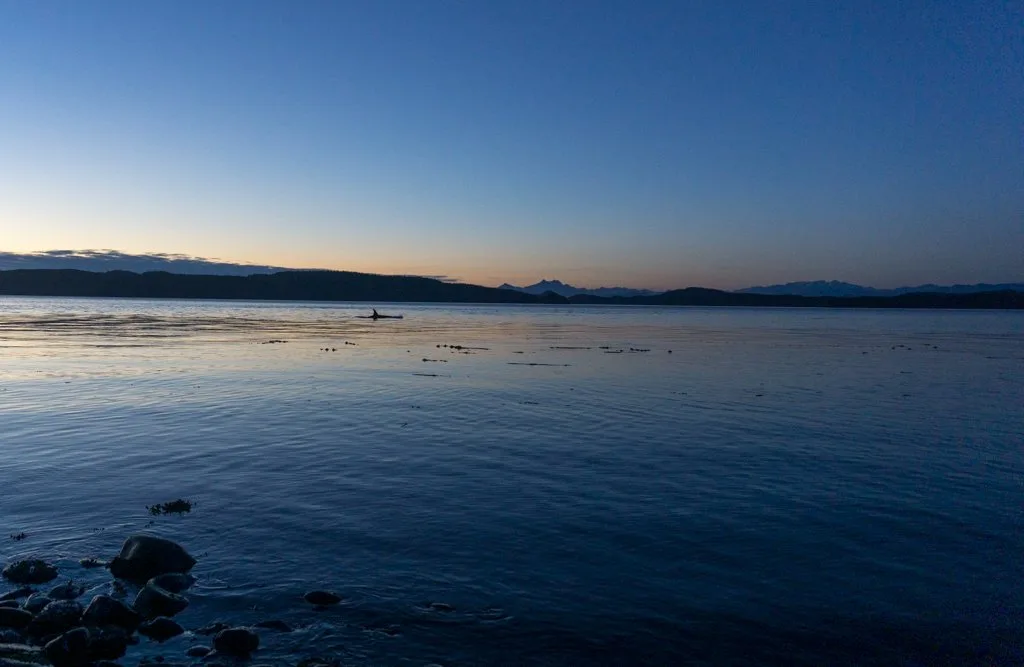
[147,498,194,515]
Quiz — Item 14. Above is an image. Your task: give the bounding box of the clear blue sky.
[1,0,1021,289]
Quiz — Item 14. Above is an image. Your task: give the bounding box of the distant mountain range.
[498,279,662,298]
[503,277,1024,299]
[737,280,1024,297]
[0,269,1021,309]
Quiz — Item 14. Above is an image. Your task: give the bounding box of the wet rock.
[253,619,291,632]
[149,573,194,595]
[0,608,33,629]
[0,588,34,602]
[133,578,188,619]
[2,561,57,586]
[108,535,195,585]
[26,600,82,639]
[185,645,210,657]
[194,621,229,636]
[43,627,90,667]
[85,625,130,661]
[303,591,341,606]
[46,583,83,601]
[0,628,24,644]
[212,627,259,656]
[0,643,46,665]
[21,595,51,614]
[138,617,184,642]
[81,595,141,631]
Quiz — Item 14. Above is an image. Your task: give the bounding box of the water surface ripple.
[0,297,1022,665]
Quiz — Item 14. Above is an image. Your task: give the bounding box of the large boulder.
[25,600,82,639]
[2,561,57,586]
[81,595,141,631]
[0,607,33,629]
[213,627,259,656]
[108,536,195,585]
[133,579,188,619]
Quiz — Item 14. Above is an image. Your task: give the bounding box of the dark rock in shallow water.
[186,645,210,657]
[253,619,291,632]
[85,626,130,661]
[303,591,341,606]
[108,535,195,585]
[194,622,229,636]
[81,595,141,631]
[26,600,82,639]
[0,588,34,602]
[0,628,24,643]
[43,626,90,666]
[0,608,33,629]
[46,583,82,601]
[21,595,51,615]
[138,617,184,642]
[0,642,45,664]
[213,627,259,656]
[149,573,194,595]
[133,579,188,619]
[2,561,57,586]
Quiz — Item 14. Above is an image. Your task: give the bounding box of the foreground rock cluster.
[0,534,279,666]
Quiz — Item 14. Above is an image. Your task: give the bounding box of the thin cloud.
[0,250,292,276]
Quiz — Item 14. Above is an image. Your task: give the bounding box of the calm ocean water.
[1,297,1022,665]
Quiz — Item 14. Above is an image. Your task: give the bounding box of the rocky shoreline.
[0,535,343,667]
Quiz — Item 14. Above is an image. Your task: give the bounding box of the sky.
[0,1,1021,290]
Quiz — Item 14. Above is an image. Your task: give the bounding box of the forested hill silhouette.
[0,269,1021,308]
[0,269,564,303]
